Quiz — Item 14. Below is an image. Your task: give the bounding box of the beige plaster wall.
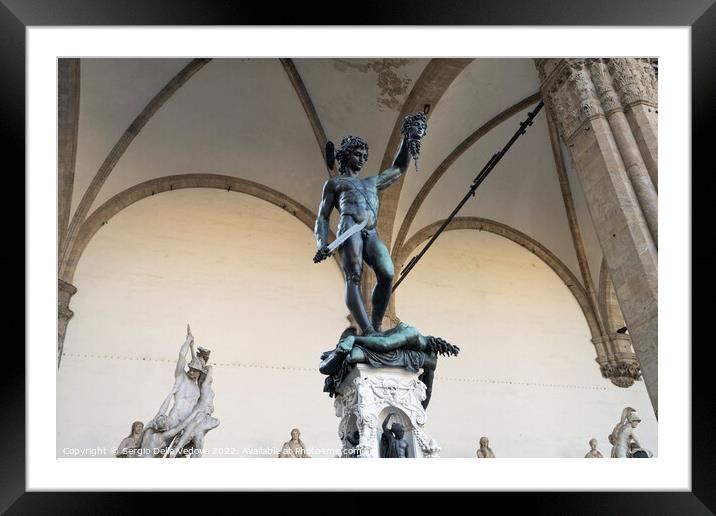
[58,189,655,458]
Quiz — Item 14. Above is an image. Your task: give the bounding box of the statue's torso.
[333,176,379,230]
[169,375,200,425]
[141,430,167,456]
[611,425,633,457]
[280,440,307,458]
[477,448,495,458]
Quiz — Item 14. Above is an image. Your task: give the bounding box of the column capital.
[58,278,78,367]
[536,58,657,143]
[536,58,604,142]
[593,333,642,388]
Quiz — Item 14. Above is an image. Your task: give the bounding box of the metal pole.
[392,100,544,292]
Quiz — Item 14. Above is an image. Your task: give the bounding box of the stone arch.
[60,59,212,264]
[60,173,337,284]
[393,216,601,339]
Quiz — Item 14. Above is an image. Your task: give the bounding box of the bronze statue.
[314,113,427,335]
[381,412,410,458]
[344,429,361,458]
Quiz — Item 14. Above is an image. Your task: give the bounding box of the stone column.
[58,279,77,367]
[536,59,658,416]
[609,59,659,190]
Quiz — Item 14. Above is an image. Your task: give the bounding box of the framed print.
[8,0,712,511]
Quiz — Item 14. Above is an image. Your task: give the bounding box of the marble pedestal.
[334,364,440,458]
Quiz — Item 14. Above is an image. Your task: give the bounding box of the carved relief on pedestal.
[334,365,440,458]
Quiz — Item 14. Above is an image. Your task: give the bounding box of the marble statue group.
[116,325,219,458]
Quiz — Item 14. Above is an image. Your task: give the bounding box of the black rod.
[392,100,544,292]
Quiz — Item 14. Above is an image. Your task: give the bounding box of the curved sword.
[313,219,368,263]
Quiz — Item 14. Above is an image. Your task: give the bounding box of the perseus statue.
[314,112,428,336]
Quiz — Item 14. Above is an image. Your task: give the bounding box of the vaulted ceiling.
[62,58,604,292]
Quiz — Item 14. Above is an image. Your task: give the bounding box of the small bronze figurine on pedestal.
[381,412,411,458]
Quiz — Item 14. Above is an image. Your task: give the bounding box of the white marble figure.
[476,436,495,458]
[132,325,217,458]
[139,392,176,457]
[609,407,649,458]
[166,325,204,430]
[167,365,220,458]
[115,421,144,458]
[278,428,310,458]
[584,438,604,458]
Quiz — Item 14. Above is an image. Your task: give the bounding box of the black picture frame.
[7,0,711,512]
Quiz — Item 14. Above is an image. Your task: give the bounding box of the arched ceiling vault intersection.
[60,58,213,270]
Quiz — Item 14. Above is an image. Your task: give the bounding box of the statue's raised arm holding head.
[375,111,427,190]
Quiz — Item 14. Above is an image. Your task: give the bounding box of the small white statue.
[115,421,144,458]
[609,407,650,458]
[166,325,204,430]
[166,365,220,458]
[584,438,604,458]
[279,428,310,458]
[476,436,495,458]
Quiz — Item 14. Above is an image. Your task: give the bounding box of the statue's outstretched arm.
[376,136,411,190]
[382,412,393,433]
[152,391,174,421]
[175,332,193,378]
[315,180,335,249]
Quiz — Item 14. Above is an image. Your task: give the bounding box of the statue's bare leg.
[339,229,374,334]
[169,421,199,458]
[189,435,205,458]
[362,230,395,332]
